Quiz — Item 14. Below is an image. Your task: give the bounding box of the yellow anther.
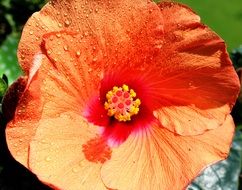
[113,86,119,92]
[134,99,141,106]
[104,102,109,109]
[106,91,113,99]
[130,106,135,113]
[108,109,115,116]
[122,84,129,91]
[134,108,139,114]
[130,89,136,98]
[104,84,141,122]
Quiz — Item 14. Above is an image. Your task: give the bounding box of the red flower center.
[104,84,141,122]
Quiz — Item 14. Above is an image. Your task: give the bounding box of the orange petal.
[5,52,91,166]
[6,76,42,167]
[101,115,234,190]
[6,32,104,166]
[42,31,102,102]
[18,0,163,74]
[29,112,108,190]
[149,2,240,135]
[36,54,89,116]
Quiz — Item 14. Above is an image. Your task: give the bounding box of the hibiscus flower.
[4,0,240,190]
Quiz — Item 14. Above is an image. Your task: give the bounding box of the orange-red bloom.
[5,1,240,190]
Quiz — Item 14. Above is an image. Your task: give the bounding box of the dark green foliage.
[0,76,8,99]
[0,4,12,45]
[9,0,47,31]
[231,46,242,70]
[231,47,242,125]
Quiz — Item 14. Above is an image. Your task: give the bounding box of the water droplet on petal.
[79,160,84,167]
[64,20,71,26]
[20,54,25,60]
[56,33,61,38]
[76,51,81,57]
[72,167,79,173]
[93,57,97,62]
[84,31,89,36]
[45,156,51,162]
[63,45,69,51]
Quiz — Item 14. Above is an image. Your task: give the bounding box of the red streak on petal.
[82,137,112,164]
[85,96,157,145]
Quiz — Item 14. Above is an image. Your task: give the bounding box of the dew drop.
[72,167,79,173]
[93,57,97,62]
[64,20,71,26]
[76,51,81,57]
[79,160,84,167]
[45,156,51,162]
[20,54,25,60]
[56,33,61,38]
[63,45,69,51]
[84,31,89,36]
[41,139,47,144]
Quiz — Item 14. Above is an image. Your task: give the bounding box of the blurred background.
[0,0,242,189]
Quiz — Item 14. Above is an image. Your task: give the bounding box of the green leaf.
[0,33,22,84]
[2,74,8,85]
[0,77,7,98]
[187,130,242,190]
